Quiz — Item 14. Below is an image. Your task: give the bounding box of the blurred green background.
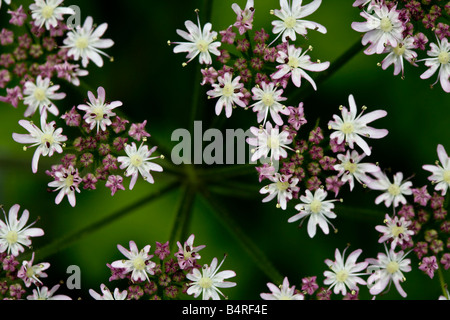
[0,0,449,300]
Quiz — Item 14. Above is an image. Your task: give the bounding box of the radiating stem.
[438,265,449,299]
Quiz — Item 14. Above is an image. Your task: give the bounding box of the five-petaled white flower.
[328,94,388,156]
[23,75,66,118]
[365,171,413,208]
[117,142,163,190]
[17,252,50,287]
[27,284,72,300]
[260,276,304,300]
[419,37,450,93]
[271,0,326,44]
[351,2,404,55]
[272,44,329,90]
[334,150,380,191]
[175,234,206,270]
[366,245,411,298]
[30,0,75,30]
[186,255,236,300]
[247,122,293,163]
[381,36,418,77]
[0,204,44,257]
[206,72,246,118]
[89,284,127,300]
[77,86,122,132]
[63,16,114,68]
[13,115,67,173]
[375,214,414,249]
[288,188,338,238]
[260,173,299,210]
[171,14,221,65]
[47,165,82,207]
[111,241,156,283]
[422,144,450,196]
[250,81,289,126]
[323,248,369,296]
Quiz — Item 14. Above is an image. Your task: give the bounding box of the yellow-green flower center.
[386,261,399,274]
[33,88,46,101]
[267,136,280,149]
[288,56,299,69]
[393,44,406,56]
[443,170,450,184]
[336,270,349,282]
[132,257,146,271]
[42,5,54,19]
[343,161,357,174]
[41,133,55,147]
[310,199,322,214]
[92,106,105,121]
[75,37,89,50]
[5,230,18,245]
[26,266,36,278]
[284,16,297,29]
[391,225,405,237]
[222,83,234,97]
[276,181,290,191]
[438,51,449,65]
[262,93,275,107]
[198,277,213,289]
[341,122,354,135]
[380,17,393,32]
[196,39,209,53]
[65,174,74,187]
[388,184,401,196]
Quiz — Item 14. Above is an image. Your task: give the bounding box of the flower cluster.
[89,234,236,300]
[0,204,71,300]
[352,0,450,92]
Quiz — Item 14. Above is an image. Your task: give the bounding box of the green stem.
[199,187,284,284]
[29,182,179,261]
[438,265,449,299]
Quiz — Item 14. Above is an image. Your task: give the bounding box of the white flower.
[27,284,72,300]
[77,86,122,132]
[23,75,66,117]
[232,0,255,35]
[366,245,411,298]
[111,241,156,283]
[260,173,299,210]
[89,284,127,300]
[30,0,75,30]
[323,248,369,296]
[352,0,376,11]
[247,122,292,163]
[0,205,44,257]
[12,115,67,173]
[423,144,450,196]
[175,234,206,270]
[419,37,450,93]
[17,252,50,287]
[381,36,418,77]
[288,188,338,238]
[186,256,236,300]
[334,150,380,191]
[271,0,326,43]
[249,81,289,126]
[172,14,221,65]
[206,72,246,118]
[351,3,405,55]
[63,16,114,68]
[0,0,11,9]
[365,171,413,208]
[328,94,388,156]
[260,277,304,300]
[117,142,163,190]
[47,165,82,207]
[272,44,329,89]
[375,214,414,249]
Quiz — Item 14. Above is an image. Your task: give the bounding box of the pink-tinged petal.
[298,0,322,18]
[420,64,439,80]
[12,133,36,144]
[301,61,329,72]
[358,109,387,124]
[91,23,108,39]
[439,67,450,93]
[299,20,327,34]
[22,227,44,238]
[437,144,449,167]
[97,86,106,104]
[360,127,389,139]
[54,189,65,205]
[31,148,43,173]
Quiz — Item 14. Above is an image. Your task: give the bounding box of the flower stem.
[29,181,179,261]
[438,265,449,299]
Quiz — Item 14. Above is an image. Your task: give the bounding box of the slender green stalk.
[438,265,449,299]
[30,182,179,260]
[199,187,284,284]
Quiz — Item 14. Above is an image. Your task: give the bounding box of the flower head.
[30,0,75,30]
[381,36,418,77]
[47,165,82,207]
[175,234,206,270]
[418,256,438,279]
[232,0,254,35]
[375,214,414,249]
[365,171,413,208]
[89,284,127,300]
[260,173,299,210]
[206,72,246,118]
[419,37,450,93]
[250,81,289,126]
[260,276,304,300]
[27,284,72,300]
[328,94,388,156]
[17,252,50,287]
[422,144,450,195]
[23,75,66,117]
[186,255,236,300]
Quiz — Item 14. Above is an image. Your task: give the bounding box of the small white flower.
[272,44,329,90]
[77,86,122,132]
[271,0,326,43]
[328,94,388,156]
[186,256,236,300]
[323,248,369,296]
[111,241,156,283]
[365,171,413,208]
[247,122,293,163]
[423,144,450,196]
[260,277,304,300]
[381,36,418,77]
[206,72,246,118]
[419,37,450,93]
[22,75,66,117]
[47,165,82,207]
[375,214,414,249]
[63,16,114,68]
[0,204,44,257]
[334,150,380,191]
[249,81,289,126]
[172,14,221,65]
[13,115,67,173]
[27,284,72,300]
[260,173,299,210]
[89,284,127,300]
[30,0,75,30]
[288,188,338,238]
[17,252,50,287]
[351,3,405,55]
[366,245,411,298]
[175,234,206,270]
[117,142,163,190]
